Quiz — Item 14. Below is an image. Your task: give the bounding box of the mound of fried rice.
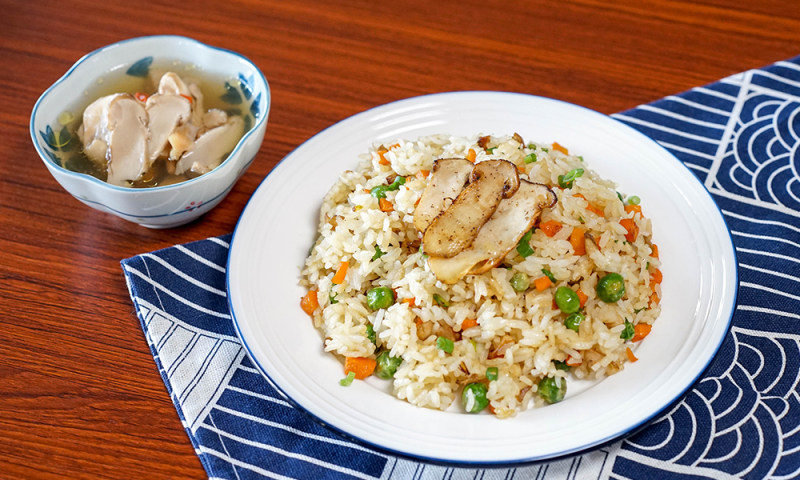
[299,134,662,418]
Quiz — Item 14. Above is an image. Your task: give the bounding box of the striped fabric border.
[122,55,800,479]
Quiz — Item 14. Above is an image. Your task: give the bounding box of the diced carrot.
[332,261,348,284]
[576,289,588,309]
[534,275,553,291]
[566,355,582,366]
[377,146,390,165]
[619,218,639,243]
[650,243,659,259]
[575,193,605,217]
[539,220,562,237]
[300,290,318,316]
[416,169,430,179]
[632,323,652,342]
[587,203,605,217]
[379,198,393,212]
[552,142,569,155]
[570,227,586,255]
[344,356,377,380]
[402,297,417,308]
[650,267,663,285]
[466,148,477,163]
[626,347,638,362]
[179,93,193,103]
[649,291,660,306]
[624,204,642,215]
[134,92,149,103]
[461,318,479,330]
[650,267,663,293]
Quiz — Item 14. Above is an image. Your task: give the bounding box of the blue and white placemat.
[122,57,800,479]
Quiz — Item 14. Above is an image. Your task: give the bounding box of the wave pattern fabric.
[122,57,800,479]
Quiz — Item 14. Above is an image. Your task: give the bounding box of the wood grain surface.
[2,1,799,478]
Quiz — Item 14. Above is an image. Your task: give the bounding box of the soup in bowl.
[30,35,270,228]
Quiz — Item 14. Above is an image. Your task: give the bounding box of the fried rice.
[299,133,662,418]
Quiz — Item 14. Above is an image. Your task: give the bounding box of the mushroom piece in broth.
[76,72,244,187]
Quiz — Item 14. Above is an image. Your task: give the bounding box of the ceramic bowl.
[30,35,270,228]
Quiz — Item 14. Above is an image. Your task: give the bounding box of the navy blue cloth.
[122,57,800,479]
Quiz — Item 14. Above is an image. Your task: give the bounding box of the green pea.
[486,366,499,381]
[366,286,395,310]
[596,273,626,303]
[564,312,584,332]
[510,272,530,292]
[554,286,580,314]
[538,376,567,404]
[462,382,489,413]
[375,350,403,379]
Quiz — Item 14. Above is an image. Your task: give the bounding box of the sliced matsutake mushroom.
[157,72,206,127]
[174,115,244,175]
[413,158,474,233]
[100,95,150,186]
[157,72,192,97]
[428,180,557,284]
[202,109,229,129]
[145,93,192,162]
[422,160,520,258]
[78,93,120,168]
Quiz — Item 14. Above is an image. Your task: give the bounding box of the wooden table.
[2,1,799,477]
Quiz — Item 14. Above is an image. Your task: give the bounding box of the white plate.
[227,92,737,465]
